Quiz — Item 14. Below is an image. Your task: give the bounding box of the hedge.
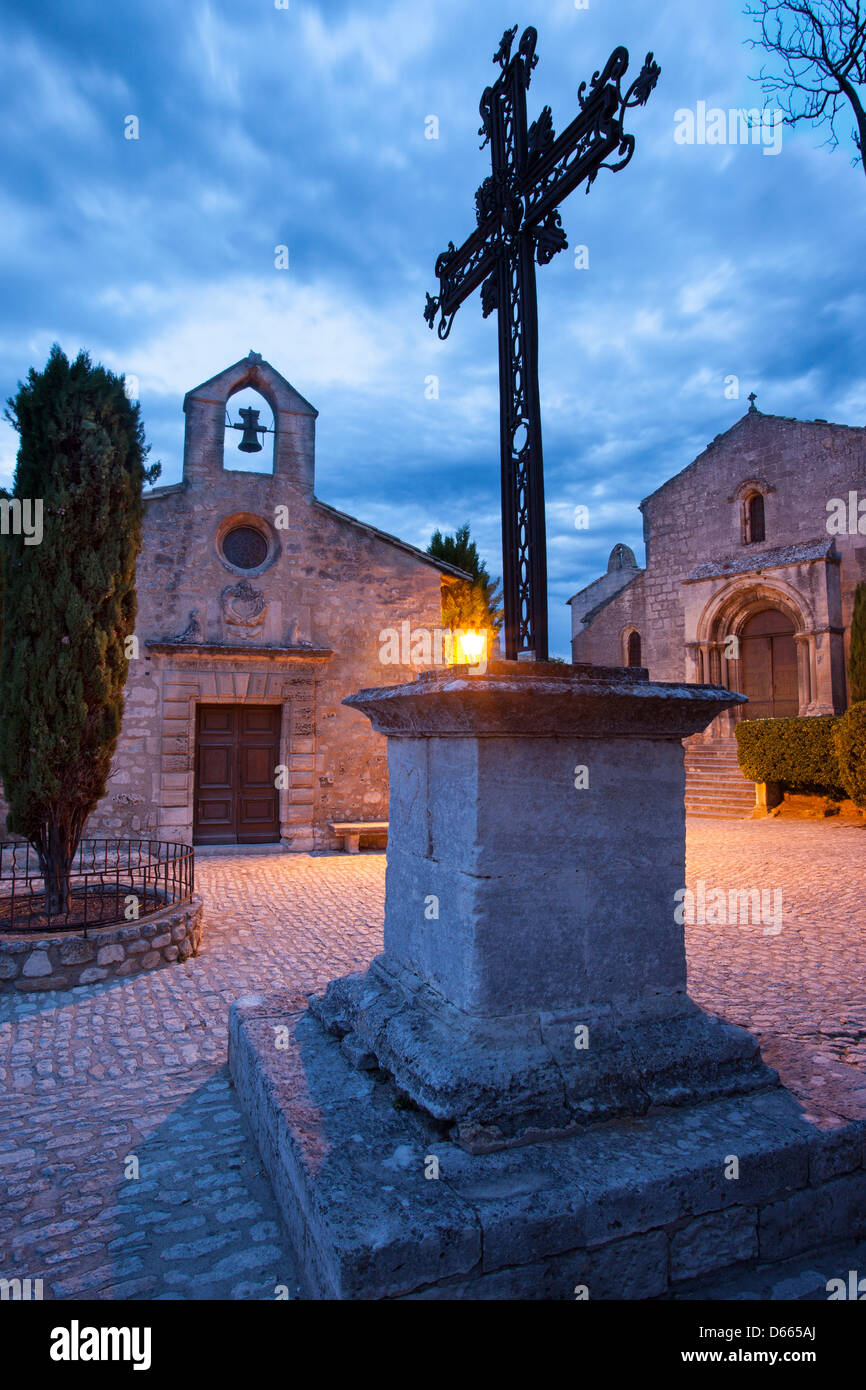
[849,583,866,705]
[735,715,846,798]
[835,702,866,808]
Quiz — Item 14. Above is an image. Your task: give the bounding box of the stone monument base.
[229,992,866,1301]
[311,965,775,1152]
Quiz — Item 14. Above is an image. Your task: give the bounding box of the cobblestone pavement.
[684,818,866,1128]
[0,819,863,1301]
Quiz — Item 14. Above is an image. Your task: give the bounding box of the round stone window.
[221,525,269,571]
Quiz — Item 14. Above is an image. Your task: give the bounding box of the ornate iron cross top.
[425,26,660,660]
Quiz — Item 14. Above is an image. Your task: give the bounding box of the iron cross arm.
[523,47,661,228]
[424,42,660,341]
[424,225,499,341]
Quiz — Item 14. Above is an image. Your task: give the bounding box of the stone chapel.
[20,352,468,850]
[570,400,866,760]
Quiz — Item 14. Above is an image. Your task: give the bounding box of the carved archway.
[694,579,815,727]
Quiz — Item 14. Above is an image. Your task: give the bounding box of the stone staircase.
[684,740,756,819]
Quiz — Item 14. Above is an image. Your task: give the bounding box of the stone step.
[686,787,755,801]
[687,779,753,788]
[679,1235,866,1301]
[687,765,747,776]
[231,995,866,1302]
[686,786,754,800]
[686,777,752,787]
[684,741,755,816]
[686,769,748,781]
[686,761,745,772]
[687,792,754,802]
[686,792,754,805]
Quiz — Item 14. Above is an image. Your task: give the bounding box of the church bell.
[233,406,265,453]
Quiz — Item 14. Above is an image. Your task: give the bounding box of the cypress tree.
[0,345,159,914]
[428,523,504,642]
[848,581,866,706]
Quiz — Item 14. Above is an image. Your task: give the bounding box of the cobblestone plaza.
[1,819,864,1300]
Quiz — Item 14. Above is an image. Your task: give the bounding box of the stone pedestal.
[312,662,771,1149]
[754,780,785,817]
[229,663,866,1298]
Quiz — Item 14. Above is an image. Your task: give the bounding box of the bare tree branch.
[744,0,866,174]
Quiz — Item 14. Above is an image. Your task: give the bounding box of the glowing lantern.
[460,629,486,665]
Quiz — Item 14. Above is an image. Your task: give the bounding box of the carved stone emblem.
[175,610,200,644]
[221,580,267,635]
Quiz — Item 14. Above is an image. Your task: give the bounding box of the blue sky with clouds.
[1,0,864,655]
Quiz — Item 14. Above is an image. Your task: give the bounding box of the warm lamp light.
[461,629,486,664]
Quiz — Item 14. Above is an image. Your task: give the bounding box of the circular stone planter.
[0,895,204,993]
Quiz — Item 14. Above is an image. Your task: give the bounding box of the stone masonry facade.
[570,405,866,738]
[0,353,468,850]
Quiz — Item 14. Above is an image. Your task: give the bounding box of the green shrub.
[735,715,846,798]
[849,583,866,705]
[834,702,866,808]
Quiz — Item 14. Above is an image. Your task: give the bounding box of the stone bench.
[329,822,388,854]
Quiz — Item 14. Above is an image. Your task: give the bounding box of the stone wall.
[572,411,866,705]
[0,896,203,993]
[79,491,448,850]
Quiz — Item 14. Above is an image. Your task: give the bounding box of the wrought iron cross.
[425,26,660,660]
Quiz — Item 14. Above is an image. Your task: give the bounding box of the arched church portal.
[738,608,798,720]
[692,581,821,735]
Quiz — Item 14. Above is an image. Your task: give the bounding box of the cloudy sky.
[1,0,864,655]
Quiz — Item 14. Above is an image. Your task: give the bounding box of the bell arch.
[182,351,318,497]
[223,383,277,475]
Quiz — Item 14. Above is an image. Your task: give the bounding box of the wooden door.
[740,610,799,720]
[194,705,281,844]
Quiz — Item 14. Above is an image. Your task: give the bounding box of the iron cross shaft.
[425,25,660,661]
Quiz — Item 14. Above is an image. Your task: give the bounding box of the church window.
[222,525,269,571]
[626,630,642,667]
[745,492,765,544]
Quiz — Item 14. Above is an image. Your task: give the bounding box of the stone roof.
[685,537,837,583]
[311,499,473,581]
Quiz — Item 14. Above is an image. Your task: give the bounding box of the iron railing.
[0,840,195,935]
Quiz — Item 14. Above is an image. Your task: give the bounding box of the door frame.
[193,703,283,846]
[189,695,291,845]
[150,659,321,850]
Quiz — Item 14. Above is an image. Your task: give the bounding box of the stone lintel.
[146,641,332,662]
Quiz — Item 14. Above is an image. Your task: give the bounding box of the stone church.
[1,352,469,851]
[569,399,865,803]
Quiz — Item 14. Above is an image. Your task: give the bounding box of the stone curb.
[0,895,204,992]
